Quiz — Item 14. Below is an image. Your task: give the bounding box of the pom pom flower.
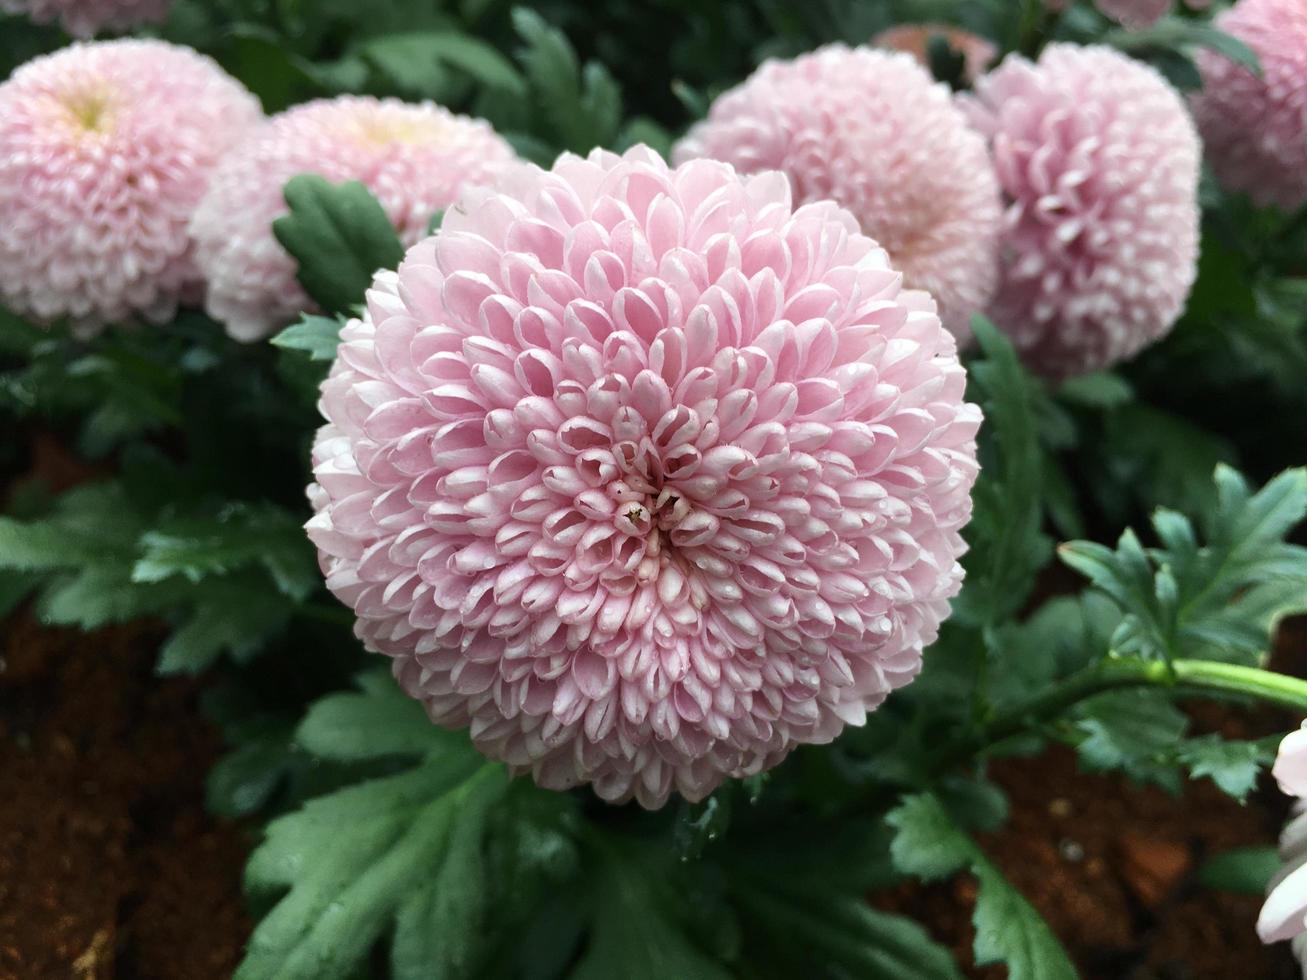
[1259,722,1307,969]
[0,40,260,328]
[190,96,517,342]
[1192,0,1307,211]
[673,45,1001,341]
[0,0,171,37]
[963,44,1201,376]
[871,23,997,83]
[306,146,981,808]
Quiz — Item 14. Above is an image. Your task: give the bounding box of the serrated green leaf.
[271,315,346,363]
[1179,734,1272,802]
[1106,17,1260,78]
[0,516,104,571]
[570,839,733,980]
[273,176,405,316]
[1074,690,1188,789]
[512,7,622,154]
[295,671,451,762]
[1057,371,1133,408]
[236,759,504,980]
[362,32,525,97]
[886,793,973,882]
[734,888,964,980]
[958,316,1053,626]
[207,719,298,818]
[971,857,1077,980]
[157,583,292,675]
[889,793,1075,979]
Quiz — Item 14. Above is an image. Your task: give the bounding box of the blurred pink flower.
[871,23,997,83]
[0,40,260,329]
[1193,0,1307,210]
[1259,723,1307,971]
[190,96,517,341]
[0,0,170,37]
[963,44,1200,376]
[306,146,981,808]
[673,45,1001,342]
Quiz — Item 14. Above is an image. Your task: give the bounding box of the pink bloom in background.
[190,96,517,342]
[1260,722,1307,971]
[673,45,1001,342]
[1043,0,1208,28]
[0,0,170,37]
[963,44,1200,377]
[1193,0,1307,211]
[0,40,260,329]
[871,23,997,83]
[306,146,981,808]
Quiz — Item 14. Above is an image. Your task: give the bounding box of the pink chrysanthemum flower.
[0,40,259,328]
[963,44,1200,376]
[306,146,981,809]
[190,96,517,342]
[0,0,170,37]
[872,23,997,83]
[1193,0,1307,211]
[1260,722,1307,970]
[673,45,1001,342]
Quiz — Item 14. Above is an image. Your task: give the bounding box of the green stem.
[947,658,1307,766]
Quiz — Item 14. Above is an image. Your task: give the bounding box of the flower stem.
[961,658,1307,760]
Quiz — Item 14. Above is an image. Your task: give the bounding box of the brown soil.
[0,610,250,980]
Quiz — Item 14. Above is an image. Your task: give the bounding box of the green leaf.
[570,839,733,980]
[295,671,452,762]
[512,7,622,154]
[157,582,292,675]
[733,889,964,980]
[1178,734,1272,802]
[362,32,526,97]
[886,794,973,883]
[1073,690,1189,790]
[273,176,406,316]
[1057,371,1133,409]
[958,316,1053,626]
[0,516,104,571]
[1106,18,1261,78]
[971,856,1077,980]
[271,314,346,363]
[1197,845,1280,894]
[133,504,319,601]
[207,719,298,818]
[236,759,505,980]
[888,794,1076,979]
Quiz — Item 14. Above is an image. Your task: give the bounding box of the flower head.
[306,146,981,808]
[0,40,260,328]
[963,44,1200,376]
[871,23,997,83]
[673,45,1001,341]
[1192,0,1307,211]
[190,96,517,341]
[1259,722,1307,969]
[0,0,170,37]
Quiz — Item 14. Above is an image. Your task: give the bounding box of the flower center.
[58,88,115,134]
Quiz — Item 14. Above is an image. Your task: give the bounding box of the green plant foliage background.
[2,1,1307,977]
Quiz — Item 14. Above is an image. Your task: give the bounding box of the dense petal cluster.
[0,40,260,328]
[1260,723,1307,970]
[0,0,170,37]
[191,96,517,341]
[306,146,981,808]
[673,45,1001,341]
[963,44,1200,376]
[871,24,997,83]
[1192,0,1307,211]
